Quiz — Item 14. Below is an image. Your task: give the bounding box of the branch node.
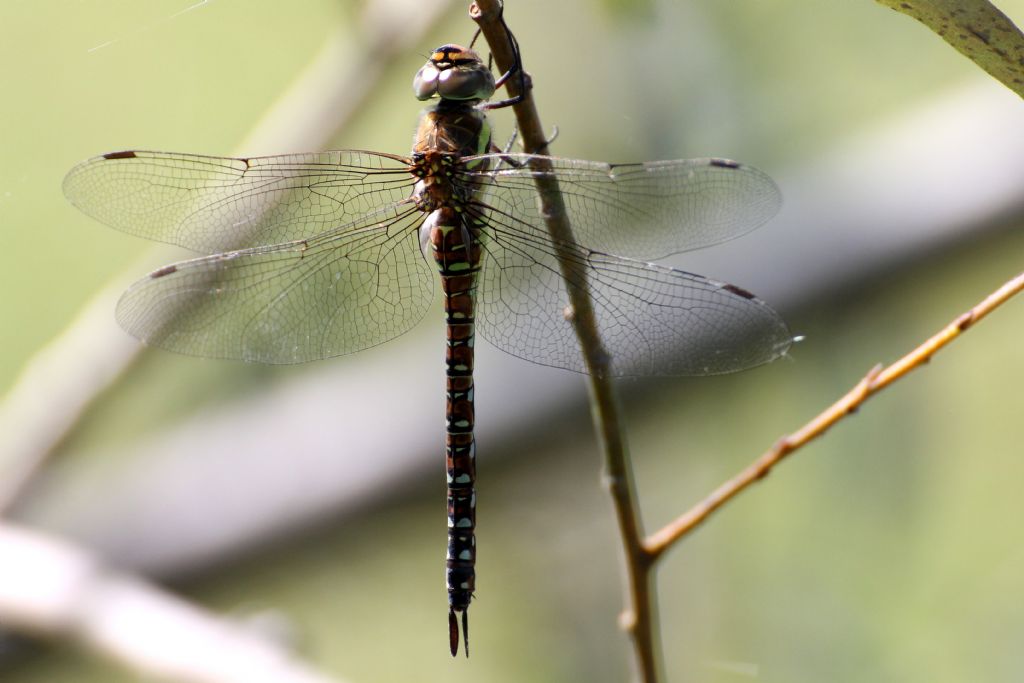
[865,363,884,384]
[772,436,793,455]
[618,608,638,632]
[851,364,884,403]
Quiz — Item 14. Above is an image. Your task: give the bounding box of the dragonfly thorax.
[411,152,468,213]
[413,44,495,103]
[413,104,493,157]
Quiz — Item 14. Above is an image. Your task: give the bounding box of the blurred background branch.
[0,523,347,683]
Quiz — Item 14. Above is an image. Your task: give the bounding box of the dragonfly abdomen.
[424,207,483,656]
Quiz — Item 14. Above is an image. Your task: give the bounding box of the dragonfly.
[63,37,792,657]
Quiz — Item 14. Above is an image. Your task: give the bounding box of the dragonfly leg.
[476,1,530,111]
[488,128,523,172]
[543,124,559,146]
[488,122,557,172]
[500,123,564,154]
[499,127,518,154]
[480,70,530,110]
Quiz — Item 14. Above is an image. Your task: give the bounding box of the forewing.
[465,155,780,260]
[472,205,791,377]
[116,205,432,363]
[64,150,414,252]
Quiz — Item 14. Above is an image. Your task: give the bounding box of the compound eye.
[413,63,442,101]
[412,44,496,102]
[436,62,495,101]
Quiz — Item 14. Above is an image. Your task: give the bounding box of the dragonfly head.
[414,44,496,103]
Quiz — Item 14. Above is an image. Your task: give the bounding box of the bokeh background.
[2,1,1023,682]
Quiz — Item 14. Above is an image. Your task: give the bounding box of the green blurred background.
[1,1,1023,682]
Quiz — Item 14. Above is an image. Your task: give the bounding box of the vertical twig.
[469,3,662,681]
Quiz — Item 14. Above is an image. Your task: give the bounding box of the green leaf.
[877,0,1024,98]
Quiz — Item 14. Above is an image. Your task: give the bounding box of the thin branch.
[469,3,660,682]
[0,523,347,683]
[646,269,1024,558]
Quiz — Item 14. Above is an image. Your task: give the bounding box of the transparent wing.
[115,205,432,363]
[470,195,791,377]
[464,155,781,260]
[64,149,415,253]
